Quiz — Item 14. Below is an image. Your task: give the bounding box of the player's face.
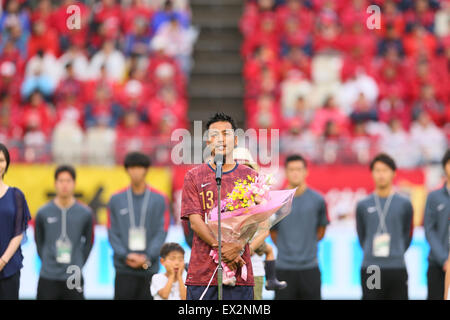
[55,171,75,198]
[285,160,307,186]
[371,161,395,189]
[207,121,237,163]
[0,151,6,179]
[126,166,148,185]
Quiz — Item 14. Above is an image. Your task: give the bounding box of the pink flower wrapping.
[207,178,297,286]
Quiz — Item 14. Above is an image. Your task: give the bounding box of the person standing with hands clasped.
[34,165,95,300]
[108,152,170,300]
[0,143,31,300]
[151,243,187,300]
[356,153,414,300]
[424,149,450,300]
[271,154,329,300]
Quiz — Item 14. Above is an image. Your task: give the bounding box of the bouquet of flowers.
[207,173,296,286]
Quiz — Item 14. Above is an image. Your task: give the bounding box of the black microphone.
[214,153,224,185]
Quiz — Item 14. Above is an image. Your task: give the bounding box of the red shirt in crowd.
[20,102,55,137]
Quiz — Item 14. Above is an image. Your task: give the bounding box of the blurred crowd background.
[0,0,196,166]
[242,0,449,168]
[0,0,448,170]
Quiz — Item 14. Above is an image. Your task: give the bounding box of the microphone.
[214,153,224,185]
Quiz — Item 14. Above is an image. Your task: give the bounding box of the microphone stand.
[214,155,223,301]
[216,180,223,301]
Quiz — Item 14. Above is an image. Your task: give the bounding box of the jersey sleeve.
[180,171,201,220]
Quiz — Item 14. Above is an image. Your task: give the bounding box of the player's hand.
[226,256,245,271]
[222,242,243,264]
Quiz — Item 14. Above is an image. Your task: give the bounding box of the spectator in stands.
[50,0,90,52]
[349,92,379,127]
[30,0,52,27]
[22,49,60,100]
[280,70,312,118]
[403,23,437,60]
[89,40,126,83]
[151,0,190,34]
[377,24,405,57]
[283,95,314,127]
[412,83,447,127]
[411,110,447,165]
[377,88,411,130]
[405,0,436,32]
[0,60,21,101]
[120,73,148,115]
[116,109,150,164]
[280,47,311,80]
[20,89,55,138]
[337,69,379,115]
[91,0,122,51]
[0,39,25,75]
[0,14,28,59]
[281,118,318,161]
[379,0,406,37]
[0,0,30,36]
[84,86,122,129]
[247,93,282,131]
[434,1,450,38]
[27,19,59,59]
[0,92,22,154]
[379,118,419,168]
[57,41,90,81]
[310,96,349,136]
[152,15,195,75]
[124,17,151,57]
[147,86,187,135]
[121,0,154,35]
[55,63,84,106]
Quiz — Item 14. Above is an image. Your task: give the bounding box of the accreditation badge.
[128,227,146,251]
[372,233,390,257]
[56,238,72,264]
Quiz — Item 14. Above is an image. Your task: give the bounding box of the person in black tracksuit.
[424,150,450,300]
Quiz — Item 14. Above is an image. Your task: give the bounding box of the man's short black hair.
[55,165,76,181]
[442,149,450,169]
[124,151,151,169]
[206,112,237,131]
[285,154,307,168]
[160,242,185,259]
[0,143,10,178]
[370,153,397,171]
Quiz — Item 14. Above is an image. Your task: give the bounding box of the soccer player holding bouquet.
[181,112,258,300]
[181,112,296,300]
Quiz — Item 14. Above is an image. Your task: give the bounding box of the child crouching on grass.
[151,243,187,300]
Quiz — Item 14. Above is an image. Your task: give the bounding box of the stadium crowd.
[0,0,195,165]
[241,0,450,168]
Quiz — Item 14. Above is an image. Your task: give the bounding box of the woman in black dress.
[0,143,31,300]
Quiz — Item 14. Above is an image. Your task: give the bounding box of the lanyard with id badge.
[56,208,72,264]
[127,188,151,251]
[372,193,394,257]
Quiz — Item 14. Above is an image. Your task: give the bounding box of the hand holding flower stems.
[206,173,299,286]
